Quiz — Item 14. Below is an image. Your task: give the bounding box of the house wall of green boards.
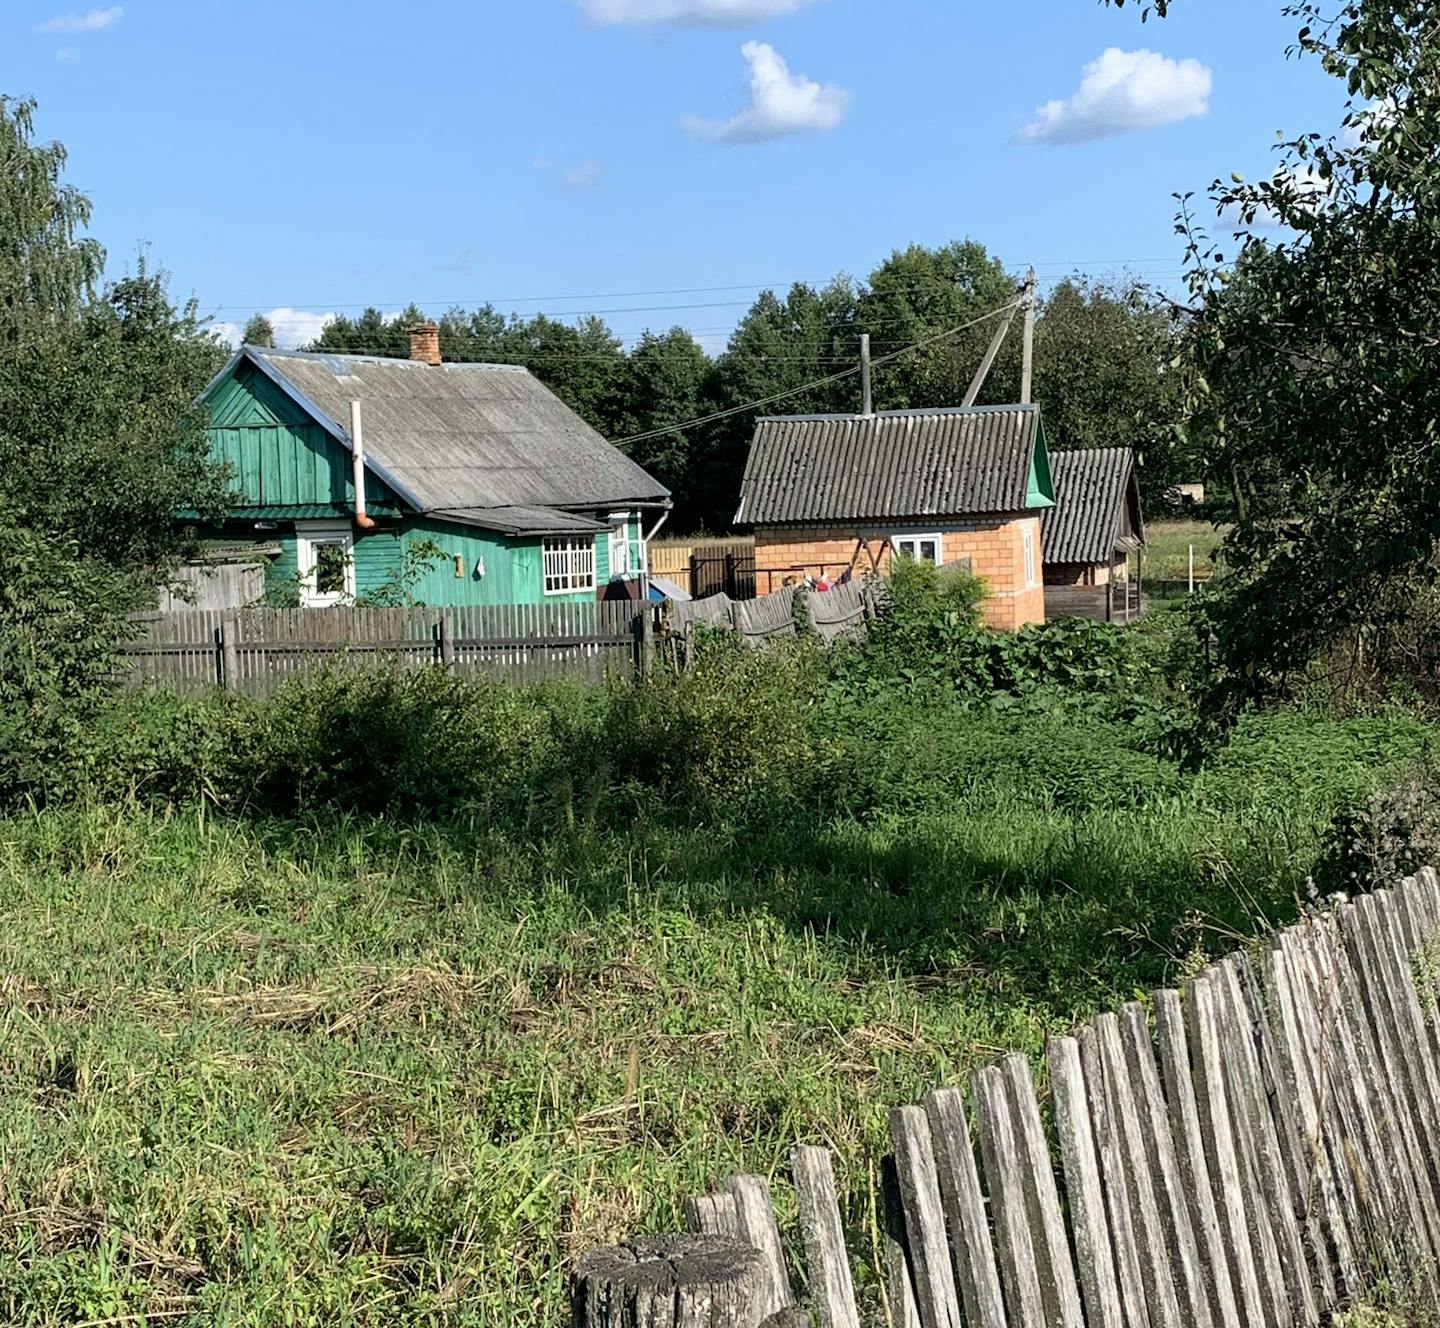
[204,360,401,512]
[243,520,617,607]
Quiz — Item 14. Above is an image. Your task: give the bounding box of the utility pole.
[860,333,873,415]
[1020,266,1037,405]
[961,299,1019,409]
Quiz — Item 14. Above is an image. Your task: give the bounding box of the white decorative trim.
[543,536,596,595]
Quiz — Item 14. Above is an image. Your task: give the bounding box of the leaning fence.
[572,868,1440,1328]
[661,581,877,671]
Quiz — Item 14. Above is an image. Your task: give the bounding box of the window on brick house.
[892,533,942,565]
[1023,526,1037,588]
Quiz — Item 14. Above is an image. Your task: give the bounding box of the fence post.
[571,1235,770,1327]
[220,616,240,692]
[439,612,455,668]
[634,606,656,676]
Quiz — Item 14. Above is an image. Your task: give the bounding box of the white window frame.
[1023,526,1037,588]
[295,522,355,608]
[607,512,632,580]
[543,536,596,595]
[891,532,944,566]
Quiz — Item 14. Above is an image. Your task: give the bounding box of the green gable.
[1026,417,1055,510]
[202,360,400,515]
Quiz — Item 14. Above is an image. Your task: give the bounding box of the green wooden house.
[191,324,670,608]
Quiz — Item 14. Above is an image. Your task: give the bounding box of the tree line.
[300,244,1189,531]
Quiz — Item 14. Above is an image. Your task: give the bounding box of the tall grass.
[0,714,1420,1326]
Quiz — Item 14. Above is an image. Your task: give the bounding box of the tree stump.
[572,1234,769,1328]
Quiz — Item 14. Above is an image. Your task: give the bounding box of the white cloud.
[1020,47,1211,145]
[564,159,603,187]
[35,6,122,33]
[533,157,604,188]
[207,308,338,351]
[206,321,243,349]
[685,41,849,144]
[579,0,815,25]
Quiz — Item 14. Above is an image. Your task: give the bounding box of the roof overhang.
[430,506,609,538]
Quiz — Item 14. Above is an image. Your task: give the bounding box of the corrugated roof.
[734,406,1046,526]
[1041,447,1143,564]
[231,347,669,519]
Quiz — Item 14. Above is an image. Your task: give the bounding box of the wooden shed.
[1041,448,1144,586]
[1041,447,1146,620]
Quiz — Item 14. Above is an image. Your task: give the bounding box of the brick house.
[734,405,1055,630]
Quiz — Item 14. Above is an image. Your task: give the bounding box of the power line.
[612,298,1023,448]
[207,260,1185,317]
[279,278,1185,363]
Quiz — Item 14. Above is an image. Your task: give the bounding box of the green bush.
[235,667,600,818]
[602,634,825,816]
[1315,768,1440,895]
[829,560,1153,719]
[0,519,144,800]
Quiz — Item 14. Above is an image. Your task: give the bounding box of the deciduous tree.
[1180,0,1440,705]
[0,97,230,595]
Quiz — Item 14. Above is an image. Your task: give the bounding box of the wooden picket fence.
[580,868,1440,1327]
[121,602,651,695]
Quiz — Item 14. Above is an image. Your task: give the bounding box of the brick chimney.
[408,321,442,367]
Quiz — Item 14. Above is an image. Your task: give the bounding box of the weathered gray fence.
[122,602,650,694]
[576,868,1440,1327]
[157,562,267,613]
[663,582,876,670]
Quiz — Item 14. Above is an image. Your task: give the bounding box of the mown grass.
[1143,518,1230,584]
[0,699,1429,1326]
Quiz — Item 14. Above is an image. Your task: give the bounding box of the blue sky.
[5,0,1347,351]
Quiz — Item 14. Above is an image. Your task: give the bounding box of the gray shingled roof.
[734,406,1048,527]
[236,347,669,517]
[1042,447,1144,564]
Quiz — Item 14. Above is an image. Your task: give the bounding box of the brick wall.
[753,516,1047,630]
